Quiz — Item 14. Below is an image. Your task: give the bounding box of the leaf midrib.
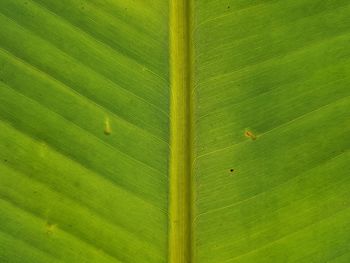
[168,0,194,262]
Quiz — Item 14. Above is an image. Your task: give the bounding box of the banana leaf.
[0,0,349,262]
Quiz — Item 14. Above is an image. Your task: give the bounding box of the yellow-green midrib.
[168,0,194,262]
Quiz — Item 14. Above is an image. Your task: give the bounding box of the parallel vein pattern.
[0,1,169,263]
[191,0,350,262]
[1,1,350,263]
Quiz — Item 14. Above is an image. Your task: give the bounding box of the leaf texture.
[191,0,350,262]
[1,0,350,263]
[0,0,169,262]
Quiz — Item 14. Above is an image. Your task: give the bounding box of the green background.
[192,0,350,262]
[0,0,349,262]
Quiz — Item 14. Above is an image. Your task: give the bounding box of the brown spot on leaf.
[244,131,257,140]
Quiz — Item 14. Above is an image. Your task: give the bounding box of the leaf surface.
[0,1,350,263]
[0,1,169,262]
[192,0,350,262]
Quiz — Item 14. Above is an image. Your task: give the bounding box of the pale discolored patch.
[104,117,112,135]
[45,222,57,235]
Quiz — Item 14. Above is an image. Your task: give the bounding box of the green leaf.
[0,0,169,262]
[192,1,350,262]
[0,1,349,263]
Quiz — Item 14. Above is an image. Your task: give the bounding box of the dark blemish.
[227,6,230,9]
[245,131,257,140]
[4,159,7,162]
[230,169,234,173]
